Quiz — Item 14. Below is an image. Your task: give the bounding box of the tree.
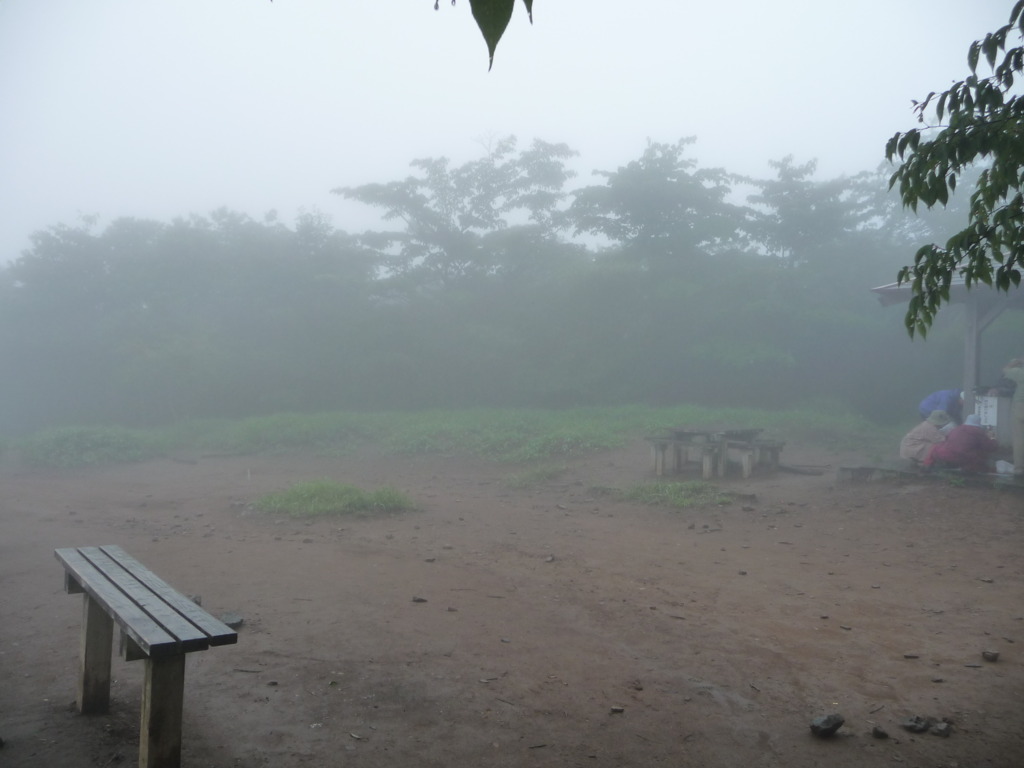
[437,0,534,69]
[746,157,867,267]
[563,138,745,269]
[886,0,1024,336]
[334,136,576,286]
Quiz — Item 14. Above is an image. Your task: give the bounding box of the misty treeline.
[2,136,1020,436]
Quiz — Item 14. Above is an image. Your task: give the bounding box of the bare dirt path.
[2,441,1022,767]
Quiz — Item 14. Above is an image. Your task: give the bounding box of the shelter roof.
[870,280,1024,309]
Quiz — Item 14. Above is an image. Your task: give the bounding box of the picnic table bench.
[55,545,237,768]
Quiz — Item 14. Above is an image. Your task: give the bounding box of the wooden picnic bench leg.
[651,441,665,476]
[140,654,186,768]
[78,594,113,714]
[740,449,755,478]
[671,441,682,474]
[701,446,717,480]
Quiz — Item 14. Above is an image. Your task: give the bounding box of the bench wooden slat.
[56,547,179,657]
[99,545,237,647]
[79,547,211,654]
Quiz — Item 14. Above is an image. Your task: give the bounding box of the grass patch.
[18,425,163,468]
[503,464,569,489]
[254,480,414,517]
[623,480,733,508]
[11,403,907,469]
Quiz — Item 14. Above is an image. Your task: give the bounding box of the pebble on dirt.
[931,721,952,737]
[900,715,933,733]
[809,713,844,737]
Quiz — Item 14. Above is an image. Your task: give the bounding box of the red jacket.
[924,424,998,473]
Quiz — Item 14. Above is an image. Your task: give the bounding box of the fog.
[0,0,1011,261]
[1,1,1021,437]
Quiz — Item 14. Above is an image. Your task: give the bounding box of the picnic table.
[646,427,784,479]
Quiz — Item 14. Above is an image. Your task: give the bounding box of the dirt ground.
[2,439,1023,768]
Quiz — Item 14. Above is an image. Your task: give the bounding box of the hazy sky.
[0,0,1012,262]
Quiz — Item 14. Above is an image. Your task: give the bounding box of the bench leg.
[140,654,186,768]
[78,594,113,714]
[701,447,717,480]
[740,450,755,479]
[651,442,665,476]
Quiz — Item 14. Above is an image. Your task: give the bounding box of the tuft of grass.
[254,480,414,517]
[623,480,733,508]
[503,464,568,489]
[18,426,163,468]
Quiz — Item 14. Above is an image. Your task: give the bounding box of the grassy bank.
[11,404,904,469]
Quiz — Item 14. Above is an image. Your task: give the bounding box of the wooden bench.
[55,545,238,768]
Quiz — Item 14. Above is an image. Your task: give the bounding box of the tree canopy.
[4,136,1011,436]
[886,0,1024,336]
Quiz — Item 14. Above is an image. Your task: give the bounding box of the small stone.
[982,650,1000,662]
[931,721,952,737]
[901,715,932,733]
[809,713,844,737]
[219,612,244,629]
[411,596,428,603]
[903,654,919,659]
[871,725,889,739]
[609,706,625,714]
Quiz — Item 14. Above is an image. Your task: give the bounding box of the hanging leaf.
[469,0,516,70]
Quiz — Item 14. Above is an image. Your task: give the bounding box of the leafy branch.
[885,0,1024,336]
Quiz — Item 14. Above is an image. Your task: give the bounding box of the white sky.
[0,0,1013,262]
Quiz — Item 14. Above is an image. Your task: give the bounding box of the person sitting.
[900,410,952,464]
[923,414,998,473]
[918,388,964,424]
